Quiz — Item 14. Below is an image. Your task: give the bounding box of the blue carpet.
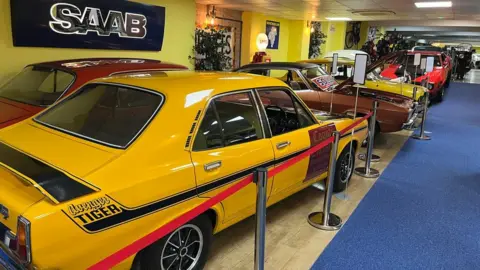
[312,82,480,270]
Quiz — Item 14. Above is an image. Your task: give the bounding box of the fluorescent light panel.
[326,17,352,21]
[415,1,452,8]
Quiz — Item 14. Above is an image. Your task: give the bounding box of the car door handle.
[204,161,222,172]
[276,141,291,150]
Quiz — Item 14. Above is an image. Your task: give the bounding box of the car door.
[190,90,275,222]
[256,87,334,196]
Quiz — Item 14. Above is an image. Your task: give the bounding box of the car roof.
[301,58,354,65]
[30,58,188,72]
[237,62,318,70]
[93,71,288,97]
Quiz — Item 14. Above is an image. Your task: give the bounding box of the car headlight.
[459,54,465,59]
[427,83,434,90]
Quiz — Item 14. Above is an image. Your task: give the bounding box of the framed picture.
[266,20,280,50]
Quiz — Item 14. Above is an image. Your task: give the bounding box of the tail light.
[15,216,32,263]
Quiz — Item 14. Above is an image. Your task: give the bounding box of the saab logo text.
[49,3,147,39]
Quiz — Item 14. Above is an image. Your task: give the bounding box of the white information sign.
[426,56,434,72]
[353,54,368,85]
[420,58,427,70]
[331,53,338,75]
[414,53,421,66]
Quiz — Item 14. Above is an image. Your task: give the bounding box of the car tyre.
[140,214,213,270]
[435,86,445,102]
[333,144,355,193]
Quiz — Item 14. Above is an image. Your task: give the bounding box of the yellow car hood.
[365,80,426,101]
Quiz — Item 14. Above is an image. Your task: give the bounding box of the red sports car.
[381,51,451,102]
[0,58,187,129]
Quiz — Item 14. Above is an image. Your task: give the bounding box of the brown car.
[236,61,419,133]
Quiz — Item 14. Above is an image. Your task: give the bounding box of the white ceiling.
[196,0,480,21]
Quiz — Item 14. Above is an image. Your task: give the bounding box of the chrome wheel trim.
[340,151,354,183]
[161,224,203,270]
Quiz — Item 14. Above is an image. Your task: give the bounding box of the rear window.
[0,66,75,106]
[35,83,163,148]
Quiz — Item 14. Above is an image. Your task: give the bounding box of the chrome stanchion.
[254,168,268,270]
[358,101,380,162]
[412,90,431,140]
[308,131,343,231]
[354,102,380,178]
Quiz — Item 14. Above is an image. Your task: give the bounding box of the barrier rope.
[88,115,371,269]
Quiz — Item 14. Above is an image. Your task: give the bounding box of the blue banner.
[10,0,166,51]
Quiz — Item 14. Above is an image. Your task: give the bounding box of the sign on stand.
[331,53,339,75]
[420,58,427,70]
[353,54,368,85]
[414,53,422,66]
[426,57,435,72]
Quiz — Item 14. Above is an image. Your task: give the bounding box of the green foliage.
[309,22,327,59]
[189,26,232,71]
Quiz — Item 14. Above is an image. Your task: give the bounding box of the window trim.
[33,82,164,150]
[255,86,317,137]
[191,89,266,152]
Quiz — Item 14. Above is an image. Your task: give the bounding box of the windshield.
[301,66,328,79]
[35,83,163,148]
[0,66,75,106]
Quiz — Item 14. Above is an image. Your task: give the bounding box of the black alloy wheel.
[333,144,355,192]
[140,215,213,270]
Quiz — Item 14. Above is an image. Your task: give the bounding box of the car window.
[258,89,314,136]
[193,91,263,151]
[35,83,163,148]
[245,69,308,90]
[0,66,75,106]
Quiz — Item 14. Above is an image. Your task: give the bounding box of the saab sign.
[10,0,166,51]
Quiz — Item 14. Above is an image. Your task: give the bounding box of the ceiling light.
[415,1,452,8]
[326,17,352,21]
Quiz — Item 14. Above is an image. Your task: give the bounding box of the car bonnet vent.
[185,110,202,150]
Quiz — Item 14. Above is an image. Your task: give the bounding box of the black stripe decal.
[0,143,95,203]
[82,149,309,232]
[77,130,362,232]
[341,126,368,138]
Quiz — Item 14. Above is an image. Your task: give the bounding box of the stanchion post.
[354,101,380,178]
[412,90,431,140]
[253,168,268,270]
[307,131,343,231]
[359,101,380,162]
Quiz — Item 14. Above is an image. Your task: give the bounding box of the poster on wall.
[367,26,377,41]
[266,20,280,49]
[10,0,166,51]
[194,27,235,68]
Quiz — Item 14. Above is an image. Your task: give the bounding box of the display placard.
[414,53,421,66]
[331,53,338,75]
[426,56,435,72]
[10,0,166,51]
[420,58,427,70]
[353,54,368,85]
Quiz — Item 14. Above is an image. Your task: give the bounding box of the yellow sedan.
[0,71,367,269]
[302,58,427,102]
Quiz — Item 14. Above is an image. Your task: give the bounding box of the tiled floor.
[205,130,412,270]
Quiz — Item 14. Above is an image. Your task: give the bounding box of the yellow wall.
[288,20,311,61]
[324,22,347,55]
[0,0,196,82]
[241,12,309,65]
[358,22,369,48]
